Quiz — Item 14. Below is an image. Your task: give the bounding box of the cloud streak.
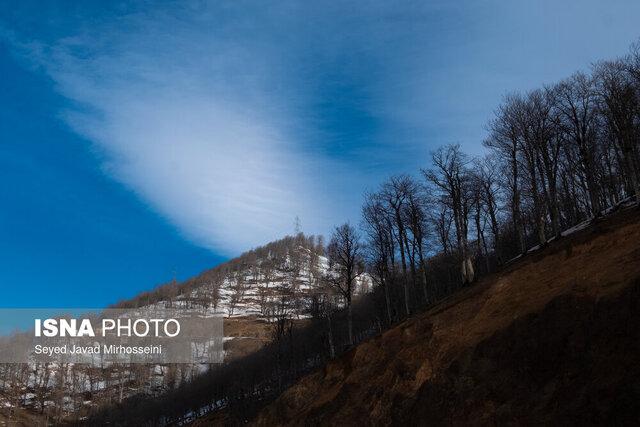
[6,3,341,254]
[5,1,441,254]
[3,0,640,255]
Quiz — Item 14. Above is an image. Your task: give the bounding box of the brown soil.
[253,207,640,426]
[0,406,50,426]
[223,317,273,360]
[223,317,309,360]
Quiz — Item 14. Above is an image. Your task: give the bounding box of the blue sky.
[1,0,639,307]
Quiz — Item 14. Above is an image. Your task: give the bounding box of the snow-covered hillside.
[153,245,372,319]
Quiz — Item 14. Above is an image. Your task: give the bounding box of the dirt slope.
[253,207,640,426]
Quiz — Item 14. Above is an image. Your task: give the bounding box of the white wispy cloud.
[3,1,439,255]
[5,4,343,254]
[4,0,639,255]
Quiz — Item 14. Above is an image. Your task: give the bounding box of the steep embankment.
[254,207,640,426]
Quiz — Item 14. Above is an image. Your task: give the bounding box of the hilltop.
[120,233,371,360]
[252,205,640,425]
[116,233,370,319]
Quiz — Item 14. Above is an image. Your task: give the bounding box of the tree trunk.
[347,302,353,346]
[381,272,392,325]
[327,311,335,359]
[511,151,526,253]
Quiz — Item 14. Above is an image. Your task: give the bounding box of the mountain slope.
[114,234,370,360]
[118,233,370,320]
[252,207,640,426]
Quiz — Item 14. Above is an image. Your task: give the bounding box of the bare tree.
[532,88,563,237]
[554,73,604,216]
[594,60,640,200]
[378,175,417,315]
[423,145,475,284]
[227,271,249,317]
[403,185,431,303]
[362,196,394,324]
[309,279,339,359]
[485,95,527,253]
[475,155,502,259]
[470,166,490,273]
[325,223,364,346]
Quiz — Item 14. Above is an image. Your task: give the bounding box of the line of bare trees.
[358,41,640,326]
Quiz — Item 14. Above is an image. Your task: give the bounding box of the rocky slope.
[253,207,640,426]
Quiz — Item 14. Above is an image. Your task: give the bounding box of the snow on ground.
[152,251,373,320]
[507,197,639,264]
